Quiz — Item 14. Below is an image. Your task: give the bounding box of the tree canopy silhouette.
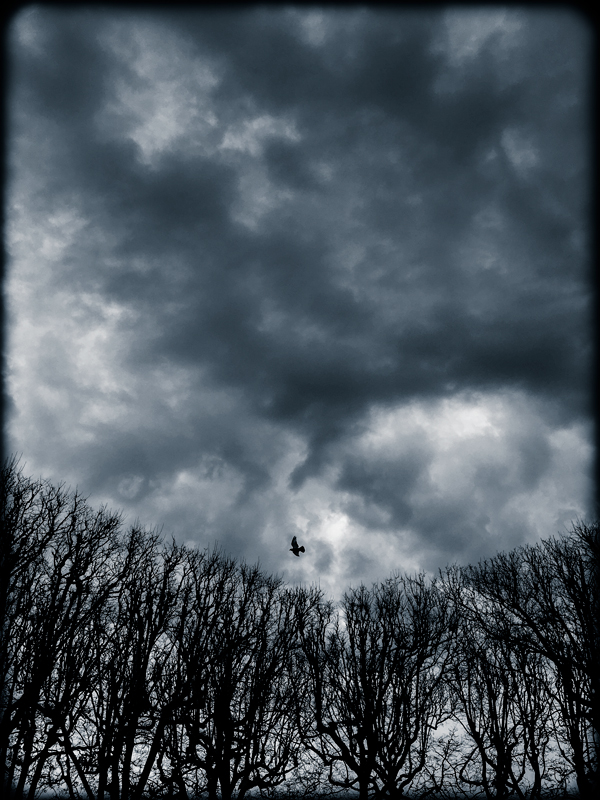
[1,457,597,800]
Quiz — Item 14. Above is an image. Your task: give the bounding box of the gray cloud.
[6,6,594,598]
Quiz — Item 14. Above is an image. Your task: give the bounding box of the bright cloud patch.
[99,20,221,164]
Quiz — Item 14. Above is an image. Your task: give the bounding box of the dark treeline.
[0,458,598,800]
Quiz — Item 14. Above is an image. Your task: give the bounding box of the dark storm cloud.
[337,445,432,529]
[14,7,589,409]
[7,6,593,590]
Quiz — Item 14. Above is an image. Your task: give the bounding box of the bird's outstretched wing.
[291,535,298,548]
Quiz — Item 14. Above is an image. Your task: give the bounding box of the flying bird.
[290,536,305,557]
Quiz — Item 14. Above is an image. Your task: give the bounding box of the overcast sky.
[5,5,594,599]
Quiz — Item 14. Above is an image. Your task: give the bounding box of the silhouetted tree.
[440,590,553,800]
[297,574,455,799]
[150,546,236,800]
[0,458,122,800]
[459,523,599,798]
[82,527,188,800]
[174,557,321,800]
